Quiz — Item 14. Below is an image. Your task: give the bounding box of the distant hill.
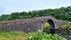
[0,6,71,21]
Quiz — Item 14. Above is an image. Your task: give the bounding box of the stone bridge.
[0,16,66,33]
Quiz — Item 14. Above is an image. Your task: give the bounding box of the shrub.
[27,30,67,40]
[59,22,71,34]
[43,22,50,33]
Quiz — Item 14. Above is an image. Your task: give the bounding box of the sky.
[0,0,71,15]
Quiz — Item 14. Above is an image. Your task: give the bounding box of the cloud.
[0,6,5,15]
[0,0,71,15]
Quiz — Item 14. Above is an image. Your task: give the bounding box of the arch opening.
[43,19,55,34]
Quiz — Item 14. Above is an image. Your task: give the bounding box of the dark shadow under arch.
[48,19,55,29]
[48,19,55,34]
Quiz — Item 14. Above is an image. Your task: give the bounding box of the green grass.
[0,31,67,40]
[0,31,27,40]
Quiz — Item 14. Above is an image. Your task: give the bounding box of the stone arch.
[43,19,56,34]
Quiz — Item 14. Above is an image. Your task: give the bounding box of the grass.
[0,30,67,40]
[0,31,27,40]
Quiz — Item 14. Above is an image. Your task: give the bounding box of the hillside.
[0,6,71,21]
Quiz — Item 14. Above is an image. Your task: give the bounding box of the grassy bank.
[0,31,27,40]
[0,31,67,40]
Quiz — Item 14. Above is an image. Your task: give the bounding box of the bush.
[27,30,67,40]
[59,22,71,34]
[43,22,50,33]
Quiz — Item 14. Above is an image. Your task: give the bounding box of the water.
[56,30,71,40]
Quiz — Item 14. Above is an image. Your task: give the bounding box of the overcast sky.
[0,0,71,15]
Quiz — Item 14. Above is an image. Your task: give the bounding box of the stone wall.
[0,16,66,33]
